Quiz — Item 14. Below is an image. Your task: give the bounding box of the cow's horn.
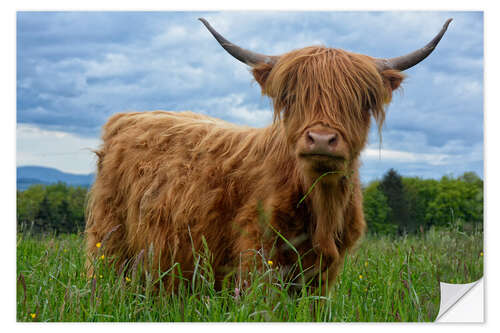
[199,18,279,66]
[375,18,453,71]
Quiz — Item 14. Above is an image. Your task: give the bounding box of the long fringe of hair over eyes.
[253,46,404,148]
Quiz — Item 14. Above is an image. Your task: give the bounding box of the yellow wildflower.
[480,251,483,257]
[100,255,105,260]
[125,277,131,282]
[267,260,273,266]
[359,274,363,280]
[30,313,36,319]
[96,242,102,248]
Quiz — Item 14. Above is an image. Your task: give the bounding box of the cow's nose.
[306,130,339,153]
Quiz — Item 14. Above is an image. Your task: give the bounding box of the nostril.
[306,131,315,144]
[328,134,337,145]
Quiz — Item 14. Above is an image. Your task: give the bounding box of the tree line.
[16,169,483,235]
[364,169,483,235]
[17,183,87,234]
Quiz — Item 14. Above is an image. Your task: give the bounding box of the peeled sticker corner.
[435,278,483,322]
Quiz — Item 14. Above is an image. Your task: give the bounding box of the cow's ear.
[381,69,405,92]
[251,62,274,91]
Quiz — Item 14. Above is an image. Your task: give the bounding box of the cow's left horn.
[375,18,453,71]
[199,18,279,66]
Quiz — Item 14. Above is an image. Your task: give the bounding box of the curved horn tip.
[441,17,453,32]
[198,17,210,27]
[197,17,278,67]
[376,17,454,72]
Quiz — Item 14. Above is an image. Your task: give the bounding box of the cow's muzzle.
[299,128,347,161]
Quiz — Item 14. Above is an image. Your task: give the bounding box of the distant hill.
[17,166,94,191]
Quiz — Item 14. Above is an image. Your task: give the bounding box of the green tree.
[458,171,483,185]
[378,169,411,234]
[34,195,52,233]
[68,186,87,231]
[403,177,439,231]
[426,173,483,229]
[17,183,89,234]
[57,199,72,233]
[363,181,396,235]
[16,184,45,231]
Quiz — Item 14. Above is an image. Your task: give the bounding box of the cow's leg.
[342,176,366,251]
[231,221,264,290]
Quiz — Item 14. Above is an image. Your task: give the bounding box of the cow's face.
[252,47,404,180]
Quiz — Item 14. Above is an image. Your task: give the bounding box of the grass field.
[16,226,483,322]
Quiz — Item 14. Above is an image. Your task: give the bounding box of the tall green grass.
[17,226,482,322]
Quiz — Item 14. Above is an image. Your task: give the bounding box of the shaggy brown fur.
[85,46,404,293]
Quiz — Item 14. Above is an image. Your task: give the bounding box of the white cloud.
[362,148,452,166]
[17,124,100,174]
[198,94,273,127]
[450,56,483,71]
[84,53,133,78]
[152,25,189,47]
[229,106,272,127]
[432,71,482,99]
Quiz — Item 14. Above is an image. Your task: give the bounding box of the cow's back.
[86,111,262,281]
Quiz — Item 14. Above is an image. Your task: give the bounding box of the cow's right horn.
[375,18,453,72]
[199,18,279,67]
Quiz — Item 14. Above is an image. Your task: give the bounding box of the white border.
[4,0,497,331]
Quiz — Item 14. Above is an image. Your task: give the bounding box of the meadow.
[17,224,483,322]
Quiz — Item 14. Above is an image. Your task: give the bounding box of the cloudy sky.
[16,11,483,182]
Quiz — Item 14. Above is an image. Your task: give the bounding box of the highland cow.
[85,18,452,292]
